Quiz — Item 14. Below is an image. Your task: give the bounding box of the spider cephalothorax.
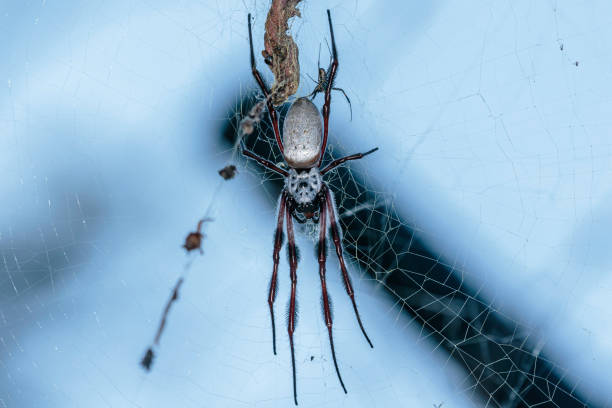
[241,10,378,405]
[286,167,322,204]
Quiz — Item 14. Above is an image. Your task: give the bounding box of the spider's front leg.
[318,9,339,167]
[285,202,299,406]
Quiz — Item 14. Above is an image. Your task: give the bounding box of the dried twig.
[262,0,302,106]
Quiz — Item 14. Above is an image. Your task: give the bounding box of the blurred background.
[2,1,612,407]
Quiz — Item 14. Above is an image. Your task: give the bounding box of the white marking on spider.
[286,167,322,205]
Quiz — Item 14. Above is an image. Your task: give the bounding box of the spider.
[307,43,353,120]
[242,10,377,405]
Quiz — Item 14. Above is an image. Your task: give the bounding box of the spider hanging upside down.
[241,10,377,405]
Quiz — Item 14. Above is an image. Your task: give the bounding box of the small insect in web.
[218,164,238,180]
[243,10,377,405]
[182,218,213,254]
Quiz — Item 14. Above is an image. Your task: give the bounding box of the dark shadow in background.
[218,93,595,408]
[0,150,110,407]
[0,143,110,301]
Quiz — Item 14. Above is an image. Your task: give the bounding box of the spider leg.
[318,9,339,167]
[247,14,284,154]
[305,73,319,101]
[331,87,352,121]
[241,146,289,177]
[285,203,299,405]
[195,217,214,234]
[269,192,287,355]
[318,42,323,73]
[318,190,347,393]
[307,42,323,100]
[320,147,378,175]
[306,73,318,85]
[325,188,374,348]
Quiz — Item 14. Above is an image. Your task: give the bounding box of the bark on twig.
[262,0,302,106]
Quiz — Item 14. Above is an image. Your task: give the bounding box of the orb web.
[2,1,612,408]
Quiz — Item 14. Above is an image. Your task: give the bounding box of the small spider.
[307,43,353,120]
[243,10,377,405]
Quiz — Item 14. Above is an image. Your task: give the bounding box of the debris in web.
[140,8,295,372]
[141,276,185,370]
[183,218,213,253]
[238,94,271,137]
[140,179,227,370]
[141,218,214,370]
[218,165,238,180]
[262,0,302,106]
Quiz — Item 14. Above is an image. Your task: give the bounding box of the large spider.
[241,10,377,405]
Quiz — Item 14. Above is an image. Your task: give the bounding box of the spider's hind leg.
[325,188,374,348]
[317,189,347,393]
[268,193,287,355]
[285,203,300,405]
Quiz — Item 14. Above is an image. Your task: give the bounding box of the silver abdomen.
[282,97,322,168]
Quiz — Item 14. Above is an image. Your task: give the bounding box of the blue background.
[2,1,612,406]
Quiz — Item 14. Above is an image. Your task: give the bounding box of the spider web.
[2,1,612,407]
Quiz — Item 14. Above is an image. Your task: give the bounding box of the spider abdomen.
[282,97,322,168]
